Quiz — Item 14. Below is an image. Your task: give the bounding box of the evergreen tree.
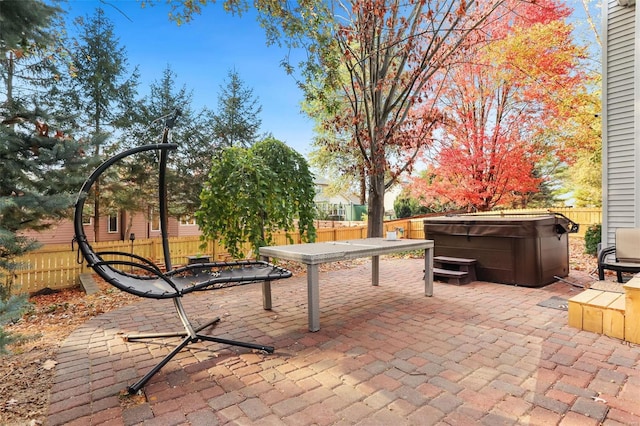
[393,192,431,218]
[0,0,86,350]
[62,7,140,241]
[0,295,28,354]
[212,69,262,148]
[0,1,63,111]
[1,0,85,284]
[116,66,214,229]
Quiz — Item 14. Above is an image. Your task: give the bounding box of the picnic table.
[259,237,435,331]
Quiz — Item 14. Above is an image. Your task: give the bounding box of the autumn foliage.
[318,0,512,235]
[165,0,594,219]
[410,0,586,211]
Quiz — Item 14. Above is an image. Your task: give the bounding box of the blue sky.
[62,0,601,159]
[63,1,316,155]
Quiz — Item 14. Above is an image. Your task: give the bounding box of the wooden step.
[433,256,477,283]
[433,256,477,265]
[433,268,468,277]
[433,267,469,285]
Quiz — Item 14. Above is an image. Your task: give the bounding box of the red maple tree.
[410,1,586,211]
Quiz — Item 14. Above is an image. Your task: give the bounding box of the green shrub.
[584,223,601,256]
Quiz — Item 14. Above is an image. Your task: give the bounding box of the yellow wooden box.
[603,294,625,340]
[583,291,622,335]
[568,289,603,330]
[624,276,640,344]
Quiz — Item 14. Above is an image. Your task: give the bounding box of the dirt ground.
[0,239,601,425]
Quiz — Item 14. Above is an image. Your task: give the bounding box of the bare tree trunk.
[94,183,100,242]
[93,117,101,242]
[580,0,601,47]
[367,173,385,238]
[359,166,366,205]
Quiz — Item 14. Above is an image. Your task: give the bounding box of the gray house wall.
[603,0,640,246]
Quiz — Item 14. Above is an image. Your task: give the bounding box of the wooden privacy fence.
[6,227,365,295]
[6,208,600,295]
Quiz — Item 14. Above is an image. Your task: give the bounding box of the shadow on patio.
[47,257,640,425]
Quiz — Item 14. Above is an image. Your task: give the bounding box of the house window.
[107,214,118,233]
[150,209,160,232]
[82,214,92,226]
[180,215,196,226]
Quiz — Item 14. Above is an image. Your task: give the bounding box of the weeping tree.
[196,137,316,259]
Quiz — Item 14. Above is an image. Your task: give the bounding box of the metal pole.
[158,109,180,272]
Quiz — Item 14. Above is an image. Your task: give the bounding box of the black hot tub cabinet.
[423,214,578,288]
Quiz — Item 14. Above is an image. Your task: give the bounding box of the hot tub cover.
[424,213,578,287]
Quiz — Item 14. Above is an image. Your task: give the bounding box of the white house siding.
[603,0,640,246]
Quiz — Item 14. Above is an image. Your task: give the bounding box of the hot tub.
[424,214,578,287]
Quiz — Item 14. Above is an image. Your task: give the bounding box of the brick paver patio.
[46,257,640,425]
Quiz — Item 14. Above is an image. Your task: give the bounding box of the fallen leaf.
[42,359,57,371]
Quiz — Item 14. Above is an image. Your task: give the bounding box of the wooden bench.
[433,256,477,285]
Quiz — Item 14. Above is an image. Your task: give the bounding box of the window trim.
[107,214,118,233]
[149,209,161,232]
[179,215,197,226]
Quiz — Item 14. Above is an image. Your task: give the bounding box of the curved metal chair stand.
[73,136,291,394]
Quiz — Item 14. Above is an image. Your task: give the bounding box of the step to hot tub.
[566,274,640,344]
[568,289,626,340]
[433,256,477,285]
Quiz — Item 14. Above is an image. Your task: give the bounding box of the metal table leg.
[307,263,320,332]
[372,255,380,286]
[424,246,434,296]
[260,255,273,310]
[262,281,272,310]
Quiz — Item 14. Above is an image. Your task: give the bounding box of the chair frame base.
[124,297,274,394]
[598,246,640,283]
